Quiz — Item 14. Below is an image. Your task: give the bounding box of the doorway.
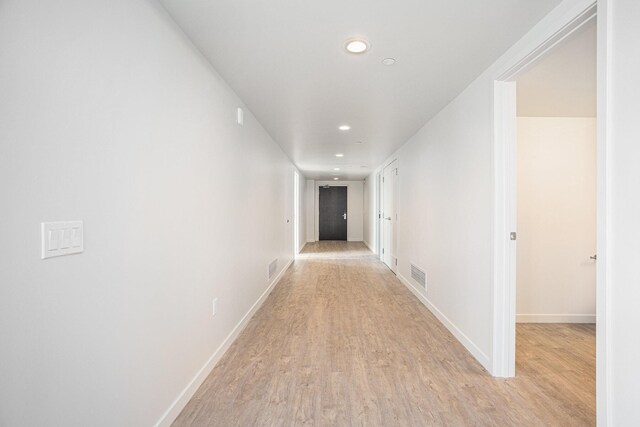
[319,186,347,240]
[381,160,397,272]
[514,17,597,421]
[491,7,600,415]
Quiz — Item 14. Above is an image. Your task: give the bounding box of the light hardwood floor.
[173,241,595,426]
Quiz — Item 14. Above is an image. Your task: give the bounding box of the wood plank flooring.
[173,241,595,426]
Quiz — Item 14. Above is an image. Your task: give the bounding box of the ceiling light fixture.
[333,167,340,171]
[382,58,396,66]
[334,177,340,180]
[338,125,351,131]
[345,39,369,54]
[335,153,344,157]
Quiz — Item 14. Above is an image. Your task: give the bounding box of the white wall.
[306,180,315,242]
[0,0,300,425]
[364,0,599,372]
[516,117,596,323]
[296,172,307,253]
[607,0,640,423]
[363,176,376,252]
[313,181,364,242]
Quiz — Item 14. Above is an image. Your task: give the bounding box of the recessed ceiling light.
[338,125,351,131]
[333,167,340,171]
[333,177,340,180]
[335,153,344,157]
[345,39,369,54]
[382,58,396,66]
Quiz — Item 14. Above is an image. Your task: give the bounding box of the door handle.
[590,254,597,260]
[385,217,391,220]
[343,213,347,220]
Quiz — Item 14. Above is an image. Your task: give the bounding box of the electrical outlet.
[212,298,218,316]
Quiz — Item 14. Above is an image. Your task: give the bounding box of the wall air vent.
[410,263,426,289]
[268,258,278,280]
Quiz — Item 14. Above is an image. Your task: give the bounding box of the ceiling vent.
[411,263,426,289]
[268,258,278,280]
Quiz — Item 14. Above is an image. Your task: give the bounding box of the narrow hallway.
[173,242,594,426]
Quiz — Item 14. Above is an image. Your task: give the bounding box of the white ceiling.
[517,19,597,117]
[159,0,562,180]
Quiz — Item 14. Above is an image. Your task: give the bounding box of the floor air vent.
[411,263,426,289]
[268,258,278,280]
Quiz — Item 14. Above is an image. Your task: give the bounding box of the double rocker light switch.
[41,221,83,259]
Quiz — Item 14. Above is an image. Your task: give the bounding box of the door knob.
[343,213,347,220]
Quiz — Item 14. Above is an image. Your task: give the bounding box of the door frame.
[492,0,610,423]
[293,170,300,255]
[381,159,398,272]
[376,171,383,259]
[314,182,349,241]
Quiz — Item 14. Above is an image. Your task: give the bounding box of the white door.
[382,160,397,272]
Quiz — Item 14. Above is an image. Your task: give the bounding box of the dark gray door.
[319,186,347,240]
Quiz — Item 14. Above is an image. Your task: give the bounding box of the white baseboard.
[155,258,293,427]
[363,240,374,252]
[347,238,364,242]
[297,241,307,254]
[397,273,491,372]
[516,314,596,323]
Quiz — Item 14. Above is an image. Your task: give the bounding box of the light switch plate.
[236,107,244,126]
[42,221,83,259]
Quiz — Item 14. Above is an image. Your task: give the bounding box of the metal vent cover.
[411,263,426,289]
[268,258,278,280]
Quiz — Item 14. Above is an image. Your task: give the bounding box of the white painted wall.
[516,117,596,323]
[363,176,376,252]
[607,0,640,423]
[0,0,301,425]
[313,181,364,242]
[365,0,599,372]
[306,180,316,242]
[296,172,307,253]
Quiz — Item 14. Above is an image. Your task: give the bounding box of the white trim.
[363,240,374,252]
[596,1,612,424]
[492,80,517,378]
[398,273,491,372]
[516,314,596,323]
[155,258,294,427]
[375,171,382,258]
[298,241,307,255]
[497,4,598,81]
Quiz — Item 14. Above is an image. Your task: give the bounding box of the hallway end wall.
[313,181,364,242]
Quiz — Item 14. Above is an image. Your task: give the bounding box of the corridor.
[173,242,595,426]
